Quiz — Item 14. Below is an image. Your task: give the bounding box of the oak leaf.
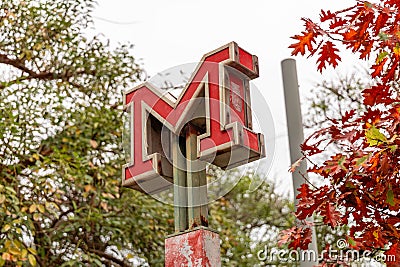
[289,31,316,56]
[317,41,341,71]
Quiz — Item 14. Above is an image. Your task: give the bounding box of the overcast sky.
[92,0,365,197]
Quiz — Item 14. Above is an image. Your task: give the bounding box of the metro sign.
[122,42,265,194]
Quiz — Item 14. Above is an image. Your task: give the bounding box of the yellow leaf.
[33,214,40,221]
[394,46,400,56]
[20,249,27,259]
[27,248,37,256]
[8,247,20,256]
[28,254,36,266]
[4,240,11,249]
[33,43,42,50]
[365,125,387,146]
[29,204,36,213]
[37,205,45,214]
[0,194,5,204]
[2,224,10,232]
[90,139,98,149]
[373,230,379,240]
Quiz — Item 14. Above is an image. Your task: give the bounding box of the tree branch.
[0,53,94,89]
[88,248,131,267]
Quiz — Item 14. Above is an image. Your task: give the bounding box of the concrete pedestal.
[165,227,221,267]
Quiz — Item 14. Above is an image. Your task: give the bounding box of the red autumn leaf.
[320,9,335,22]
[371,57,388,77]
[297,183,312,201]
[329,17,346,29]
[321,203,342,227]
[385,242,399,267]
[303,18,319,33]
[382,58,399,83]
[317,41,341,71]
[343,29,358,42]
[359,38,374,59]
[362,84,391,106]
[278,226,312,250]
[341,109,356,123]
[286,1,400,258]
[289,31,316,56]
[297,185,329,220]
[356,12,374,40]
[374,11,390,35]
[300,142,323,156]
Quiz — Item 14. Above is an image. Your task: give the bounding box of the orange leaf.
[289,31,316,56]
[90,139,98,149]
[84,185,96,192]
[289,156,305,173]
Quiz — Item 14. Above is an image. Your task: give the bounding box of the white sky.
[92,0,365,198]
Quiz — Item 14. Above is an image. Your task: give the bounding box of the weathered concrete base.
[165,227,221,267]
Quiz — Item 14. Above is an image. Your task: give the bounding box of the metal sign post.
[282,58,319,266]
[122,42,266,266]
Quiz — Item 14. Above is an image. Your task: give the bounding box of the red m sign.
[122,42,265,194]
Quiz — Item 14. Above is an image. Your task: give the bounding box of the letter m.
[122,42,265,194]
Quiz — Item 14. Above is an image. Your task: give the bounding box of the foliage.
[284,1,400,265]
[303,74,368,130]
[0,1,295,266]
[209,175,295,266]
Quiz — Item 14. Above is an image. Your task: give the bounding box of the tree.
[283,1,400,265]
[0,1,295,266]
[208,174,295,266]
[0,0,156,265]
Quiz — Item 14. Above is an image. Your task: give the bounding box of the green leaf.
[355,155,368,166]
[386,188,395,206]
[347,237,356,247]
[365,126,387,146]
[376,51,388,62]
[93,258,103,266]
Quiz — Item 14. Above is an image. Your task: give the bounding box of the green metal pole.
[186,123,208,229]
[172,135,188,232]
